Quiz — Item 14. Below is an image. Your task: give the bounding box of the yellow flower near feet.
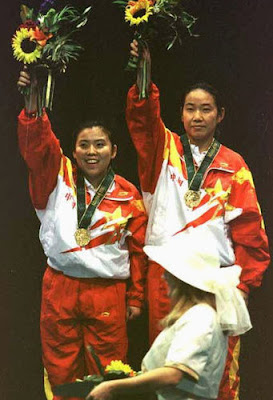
[105,360,136,376]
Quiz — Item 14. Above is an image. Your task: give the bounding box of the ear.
[111,144,117,160]
[217,107,225,124]
[72,150,76,159]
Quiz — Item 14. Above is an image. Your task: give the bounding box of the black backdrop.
[2,0,273,399]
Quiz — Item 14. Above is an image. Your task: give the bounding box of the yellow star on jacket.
[102,206,132,231]
[205,178,231,203]
[232,167,254,187]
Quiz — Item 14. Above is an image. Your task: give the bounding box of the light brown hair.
[162,272,215,328]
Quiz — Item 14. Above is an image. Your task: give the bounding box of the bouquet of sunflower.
[53,355,143,399]
[114,0,197,98]
[12,0,91,115]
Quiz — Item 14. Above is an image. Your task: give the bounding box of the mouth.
[85,159,99,164]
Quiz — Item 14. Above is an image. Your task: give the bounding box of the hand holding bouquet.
[12,0,91,115]
[114,0,198,98]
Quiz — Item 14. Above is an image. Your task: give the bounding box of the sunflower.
[125,0,154,26]
[105,360,136,376]
[12,27,42,64]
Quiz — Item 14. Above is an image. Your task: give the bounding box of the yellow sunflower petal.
[105,360,135,375]
[125,0,154,26]
[12,27,42,64]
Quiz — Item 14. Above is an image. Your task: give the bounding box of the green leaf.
[20,4,34,22]
[113,0,128,4]
[104,371,128,380]
[181,11,197,29]
[82,6,92,15]
[113,0,128,6]
[83,375,104,384]
[166,35,177,50]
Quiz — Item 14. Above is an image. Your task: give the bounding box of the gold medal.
[184,190,201,208]
[74,228,91,247]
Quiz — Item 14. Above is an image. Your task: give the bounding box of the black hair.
[181,82,224,116]
[72,120,116,151]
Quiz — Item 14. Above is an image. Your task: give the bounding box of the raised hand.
[130,39,139,58]
[17,66,38,114]
[130,39,151,98]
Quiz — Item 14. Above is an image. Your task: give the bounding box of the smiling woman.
[16,68,148,399]
[73,125,117,188]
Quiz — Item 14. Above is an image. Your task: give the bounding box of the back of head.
[162,272,215,328]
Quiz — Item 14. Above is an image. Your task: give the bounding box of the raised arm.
[17,68,62,209]
[126,41,180,195]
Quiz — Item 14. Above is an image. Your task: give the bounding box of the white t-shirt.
[142,303,228,400]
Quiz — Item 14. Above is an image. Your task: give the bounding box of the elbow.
[164,367,183,386]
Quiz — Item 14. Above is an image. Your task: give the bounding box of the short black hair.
[181,82,224,115]
[72,120,116,150]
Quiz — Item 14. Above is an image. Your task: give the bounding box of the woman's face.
[73,126,117,187]
[182,89,224,148]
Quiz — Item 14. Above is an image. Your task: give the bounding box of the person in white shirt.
[87,227,251,400]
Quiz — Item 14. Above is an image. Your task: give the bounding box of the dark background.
[2,0,273,399]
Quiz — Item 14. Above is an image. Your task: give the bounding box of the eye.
[185,106,194,112]
[96,141,106,148]
[79,142,88,149]
[202,107,212,113]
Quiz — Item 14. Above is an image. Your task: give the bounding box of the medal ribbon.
[76,167,115,229]
[180,135,220,190]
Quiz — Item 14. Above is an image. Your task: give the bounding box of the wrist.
[24,93,38,114]
[24,109,38,118]
[24,101,38,115]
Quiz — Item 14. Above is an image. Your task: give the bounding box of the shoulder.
[167,304,222,356]
[176,304,217,331]
[172,132,183,153]
[185,303,216,320]
[114,174,142,199]
[163,129,183,155]
[217,144,249,171]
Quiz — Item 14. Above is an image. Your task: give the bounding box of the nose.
[86,144,97,155]
[193,109,203,121]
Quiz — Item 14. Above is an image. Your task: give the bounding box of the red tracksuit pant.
[147,262,240,400]
[40,267,128,400]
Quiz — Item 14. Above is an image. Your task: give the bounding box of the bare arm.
[87,367,183,400]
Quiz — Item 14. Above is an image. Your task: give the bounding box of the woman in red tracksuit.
[126,40,270,400]
[17,69,148,400]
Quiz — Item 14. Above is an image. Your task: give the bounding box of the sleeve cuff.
[164,363,199,382]
[24,109,38,119]
[129,82,157,101]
